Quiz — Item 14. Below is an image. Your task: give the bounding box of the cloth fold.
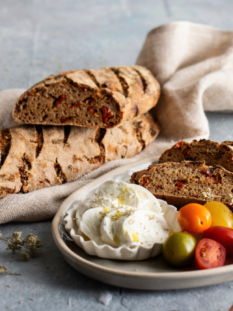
[137,21,233,140]
[1,21,233,224]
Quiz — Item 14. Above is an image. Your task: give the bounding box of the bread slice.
[130,161,233,211]
[12,66,160,128]
[159,139,233,172]
[0,113,159,198]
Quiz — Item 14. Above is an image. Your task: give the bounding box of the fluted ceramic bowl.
[63,197,181,260]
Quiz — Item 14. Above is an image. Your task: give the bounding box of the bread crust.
[159,139,233,172]
[13,66,160,128]
[130,161,233,211]
[0,113,159,198]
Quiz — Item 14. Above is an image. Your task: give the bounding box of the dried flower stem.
[0,265,21,276]
[0,231,43,261]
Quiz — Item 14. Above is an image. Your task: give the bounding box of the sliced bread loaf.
[0,113,159,198]
[159,139,233,172]
[13,66,160,128]
[130,161,233,211]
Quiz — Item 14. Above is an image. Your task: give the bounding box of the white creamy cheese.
[74,180,172,248]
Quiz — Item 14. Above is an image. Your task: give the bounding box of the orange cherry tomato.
[177,203,212,234]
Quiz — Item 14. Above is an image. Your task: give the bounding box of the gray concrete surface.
[1,0,233,310]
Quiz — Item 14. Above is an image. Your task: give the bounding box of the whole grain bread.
[13,66,160,128]
[130,161,233,211]
[159,139,233,172]
[0,113,159,198]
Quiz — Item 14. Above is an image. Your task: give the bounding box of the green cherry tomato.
[162,232,197,267]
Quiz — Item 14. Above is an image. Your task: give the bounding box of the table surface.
[1,1,233,310]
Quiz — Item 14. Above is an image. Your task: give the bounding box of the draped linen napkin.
[1,21,233,224]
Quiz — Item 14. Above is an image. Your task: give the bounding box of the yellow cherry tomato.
[204,201,233,229]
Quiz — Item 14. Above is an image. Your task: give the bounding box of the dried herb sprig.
[0,265,21,276]
[6,232,24,253]
[0,231,43,261]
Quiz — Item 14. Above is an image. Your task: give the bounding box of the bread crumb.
[67,298,72,306]
[98,292,112,306]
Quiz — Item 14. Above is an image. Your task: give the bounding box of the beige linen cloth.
[1,21,233,224]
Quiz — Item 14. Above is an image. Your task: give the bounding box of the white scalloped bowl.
[64,198,181,261]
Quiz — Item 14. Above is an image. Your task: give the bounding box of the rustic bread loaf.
[0,113,159,198]
[130,161,233,211]
[159,139,233,172]
[13,66,160,128]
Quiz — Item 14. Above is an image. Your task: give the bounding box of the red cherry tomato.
[195,238,226,270]
[203,226,233,254]
[177,203,212,234]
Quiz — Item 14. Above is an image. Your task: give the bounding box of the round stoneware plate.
[52,156,233,290]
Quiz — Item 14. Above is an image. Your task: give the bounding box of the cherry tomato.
[195,238,226,270]
[203,226,233,254]
[204,201,233,229]
[177,203,212,234]
[162,232,197,267]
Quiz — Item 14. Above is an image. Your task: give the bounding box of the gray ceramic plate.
[52,156,233,290]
